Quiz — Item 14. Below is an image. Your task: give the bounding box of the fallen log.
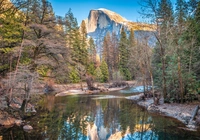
[190,105,199,122]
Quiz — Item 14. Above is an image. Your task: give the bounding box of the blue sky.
[49,0,177,25]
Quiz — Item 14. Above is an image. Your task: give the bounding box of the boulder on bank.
[23,125,33,131]
[15,120,23,126]
[147,104,160,113]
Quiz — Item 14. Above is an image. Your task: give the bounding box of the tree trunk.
[150,72,155,102]
[161,53,167,100]
[86,74,98,90]
[142,71,146,97]
[20,99,27,113]
[154,31,167,101]
[178,56,184,103]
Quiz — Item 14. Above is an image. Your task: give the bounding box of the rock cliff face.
[86,9,154,38]
[86,8,128,35]
[85,9,128,39]
[85,8,156,52]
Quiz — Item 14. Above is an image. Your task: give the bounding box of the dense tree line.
[139,0,200,103]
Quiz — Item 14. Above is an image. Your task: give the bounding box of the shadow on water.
[1,91,200,140]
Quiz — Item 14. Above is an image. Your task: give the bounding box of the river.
[0,90,200,140]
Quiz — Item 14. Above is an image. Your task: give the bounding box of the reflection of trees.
[1,96,200,140]
[0,95,63,140]
[58,96,89,139]
[55,95,97,139]
[118,100,155,139]
[119,100,141,135]
[0,126,45,140]
[100,99,120,133]
[40,95,97,139]
[1,95,96,140]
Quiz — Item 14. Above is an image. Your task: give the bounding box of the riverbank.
[126,94,200,131]
[55,86,128,96]
[54,81,135,96]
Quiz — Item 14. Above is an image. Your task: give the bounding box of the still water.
[1,91,200,140]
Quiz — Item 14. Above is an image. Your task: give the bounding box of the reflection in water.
[0,94,200,140]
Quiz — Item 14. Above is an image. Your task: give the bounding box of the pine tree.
[102,32,110,66]
[192,1,200,79]
[94,67,103,82]
[173,0,188,103]
[88,37,97,64]
[65,9,80,62]
[158,0,174,25]
[87,37,97,75]
[170,1,200,101]
[80,20,88,66]
[111,32,119,72]
[0,3,23,76]
[127,29,136,78]
[64,9,86,82]
[119,27,131,80]
[175,0,188,28]
[100,60,109,82]
[102,32,115,79]
[155,0,174,100]
[69,67,81,83]
[87,62,95,76]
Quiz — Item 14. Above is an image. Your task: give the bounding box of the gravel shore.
[126,93,200,131]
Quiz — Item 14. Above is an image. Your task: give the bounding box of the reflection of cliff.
[56,97,157,140]
[95,100,110,139]
[109,129,158,140]
[108,123,157,140]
